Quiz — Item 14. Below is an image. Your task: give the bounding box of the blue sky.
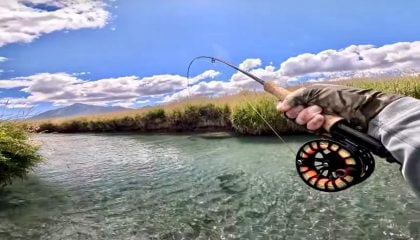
[1,0,420,117]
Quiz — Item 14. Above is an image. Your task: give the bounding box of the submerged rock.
[195,132,234,139]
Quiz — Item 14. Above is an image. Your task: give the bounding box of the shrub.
[38,122,58,133]
[142,108,167,130]
[0,122,42,187]
[113,116,145,131]
[167,107,198,131]
[167,104,230,131]
[142,108,166,122]
[58,120,90,133]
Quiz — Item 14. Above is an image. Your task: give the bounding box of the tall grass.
[30,76,420,135]
[0,122,42,187]
[36,103,232,133]
[342,76,420,98]
[168,104,231,131]
[231,94,304,135]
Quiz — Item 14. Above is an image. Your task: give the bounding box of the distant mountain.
[31,103,128,119]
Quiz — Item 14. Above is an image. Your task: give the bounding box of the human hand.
[276,84,401,132]
[277,103,325,131]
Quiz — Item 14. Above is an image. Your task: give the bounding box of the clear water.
[0,133,419,239]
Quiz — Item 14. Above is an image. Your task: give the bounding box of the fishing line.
[240,95,296,156]
[186,56,296,157]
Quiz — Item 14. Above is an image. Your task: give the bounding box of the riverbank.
[32,94,305,135]
[28,76,419,135]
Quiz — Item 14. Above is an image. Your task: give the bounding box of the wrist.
[367,97,415,139]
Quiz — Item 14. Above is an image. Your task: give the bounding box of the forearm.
[367,97,420,196]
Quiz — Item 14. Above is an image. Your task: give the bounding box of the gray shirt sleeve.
[367,97,420,197]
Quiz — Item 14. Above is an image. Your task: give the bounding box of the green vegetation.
[343,76,419,98]
[168,104,231,131]
[32,76,420,135]
[231,95,303,135]
[0,122,42,187]
[37,103,232,133]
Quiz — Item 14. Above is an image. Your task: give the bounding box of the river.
[0,133,419,239]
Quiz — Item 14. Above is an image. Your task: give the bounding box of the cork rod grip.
[263,81,343,132]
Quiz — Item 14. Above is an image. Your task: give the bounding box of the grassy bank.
[0,122,42,187]
[31,76,419,135]
[343,76,419,99]
[36,103,232,133]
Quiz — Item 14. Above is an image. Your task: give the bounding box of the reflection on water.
[0,133,419,239]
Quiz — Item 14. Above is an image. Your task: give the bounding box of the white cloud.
[164,42,420,102]
[21,72,84,94]
[0,97,34,108]
[0,0,109,47]
[162,80,238,103]
[72,71,90,76]
[238,58,262,71]
[0,79,32,88]
[279,41,420,77]
[2,41,420,108]
[136,74,188,96]
[0,70,219,108]
[188,70,220,85]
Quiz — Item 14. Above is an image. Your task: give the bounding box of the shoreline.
[27,76,419,136]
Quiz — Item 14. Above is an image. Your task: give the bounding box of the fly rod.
[188,56,397,192]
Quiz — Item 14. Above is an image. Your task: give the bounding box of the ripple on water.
[0,133,419,239]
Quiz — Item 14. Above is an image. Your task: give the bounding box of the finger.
[306,114,325,131]
[282,88,307,108]
[295,105,323,125]
[285,105,305,119]
[276,101,292,112]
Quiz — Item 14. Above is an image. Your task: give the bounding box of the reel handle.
[263,80,343,132]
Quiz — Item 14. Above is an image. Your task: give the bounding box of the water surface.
[0,133,419,239]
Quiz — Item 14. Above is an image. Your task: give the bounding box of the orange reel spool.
[296,139,375,192]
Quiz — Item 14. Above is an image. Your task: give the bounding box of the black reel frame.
[296,121,397,192]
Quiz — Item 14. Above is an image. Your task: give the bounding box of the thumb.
[282,87,309,109]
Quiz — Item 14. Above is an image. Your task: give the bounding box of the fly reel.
[186,56,399,193]
[296,138,375,192]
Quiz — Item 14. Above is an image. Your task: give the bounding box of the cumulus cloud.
[164,41,420,102]
[0,79,32,88]
[280,41,420,77]
[162,80,238,103]
[136,74,188,96]
[189,70,220,85]
[0,0,109,46]
[0,70,218,108]
[2,41,420,108]
[238,58,262,71]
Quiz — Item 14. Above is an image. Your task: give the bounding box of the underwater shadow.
[0,175,71,213]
